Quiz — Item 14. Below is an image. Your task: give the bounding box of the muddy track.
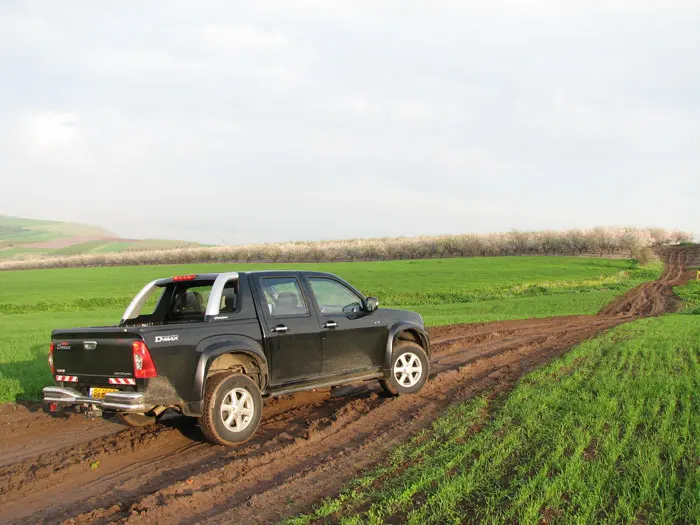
[0,247,696,525]
[600,247,693,317]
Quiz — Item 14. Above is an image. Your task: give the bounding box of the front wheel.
[379,341,429,396]
[199,373,263,446]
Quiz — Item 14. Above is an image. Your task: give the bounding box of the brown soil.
[0,247,695,525]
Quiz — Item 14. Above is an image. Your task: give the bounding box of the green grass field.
[0,256,658,403]
[0,215,113,248]
[287,315,699,524]
[0,256,657,308]
[0,215,201,261]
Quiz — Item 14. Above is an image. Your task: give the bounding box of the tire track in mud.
[0,404,123,468]
[600,247,691,317]
[0,246,695,525]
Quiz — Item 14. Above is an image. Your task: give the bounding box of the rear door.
[52,329,137,385]
[304,276,388,376]
[253,275,323,386]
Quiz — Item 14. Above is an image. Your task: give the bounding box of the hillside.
[0,215,201,261]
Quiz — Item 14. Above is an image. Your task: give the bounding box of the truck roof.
[155,270,338,286]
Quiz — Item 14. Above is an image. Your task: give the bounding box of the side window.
[260,277,309,317]
[219,281,238,313]
[308,278,363,315]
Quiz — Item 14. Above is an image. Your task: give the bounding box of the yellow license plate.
[90,387,119,399]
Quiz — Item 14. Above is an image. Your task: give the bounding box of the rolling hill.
[0,215,202,261]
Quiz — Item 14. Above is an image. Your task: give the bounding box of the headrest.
[184,291,203,313]
[276,291,298,307]
[222,288,237,310]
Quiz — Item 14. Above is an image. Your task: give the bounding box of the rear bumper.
[43,386,150,413]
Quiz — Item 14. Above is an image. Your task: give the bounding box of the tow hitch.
[47,401,102,419]
[82,405,103,419]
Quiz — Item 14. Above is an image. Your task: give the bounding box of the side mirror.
[365,296,379,312]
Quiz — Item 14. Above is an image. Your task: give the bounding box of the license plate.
[90,387,119,399]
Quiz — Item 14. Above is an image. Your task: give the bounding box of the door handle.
[272,324,289,333]
[323,321,338,329]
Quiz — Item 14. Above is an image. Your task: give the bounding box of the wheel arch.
[383,322,430,375]
[193,335,268,404]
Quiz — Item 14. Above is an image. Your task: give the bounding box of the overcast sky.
[1,1,698,244]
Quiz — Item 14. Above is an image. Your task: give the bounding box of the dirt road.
[0,247,695,525]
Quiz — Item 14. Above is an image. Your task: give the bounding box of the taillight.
[132,340,157,378]
[173,275,196,282]
[48,341,55,374]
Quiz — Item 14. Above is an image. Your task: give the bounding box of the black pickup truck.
[44,271,430,445]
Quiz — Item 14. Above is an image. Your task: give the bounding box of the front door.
[305,276,387,376]
[257,276,323,386]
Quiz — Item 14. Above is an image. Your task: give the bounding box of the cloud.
[200,25,291,53]
[24,112,78,148]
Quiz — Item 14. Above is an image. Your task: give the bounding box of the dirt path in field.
[599,246,694,317]
[0,246,695,525]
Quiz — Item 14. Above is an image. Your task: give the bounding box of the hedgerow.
[0,226,692,270]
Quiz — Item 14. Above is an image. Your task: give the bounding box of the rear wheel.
[116,412,157,427]
[199,372,263,446]
[379,341,429,396]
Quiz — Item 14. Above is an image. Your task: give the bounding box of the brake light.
[48,341,55,374]
[173,275,196,282]
[132,340,157,378]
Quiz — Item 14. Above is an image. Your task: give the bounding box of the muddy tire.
[117,413,157,427]
[199,372,263,446]
[379,341,429,396]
